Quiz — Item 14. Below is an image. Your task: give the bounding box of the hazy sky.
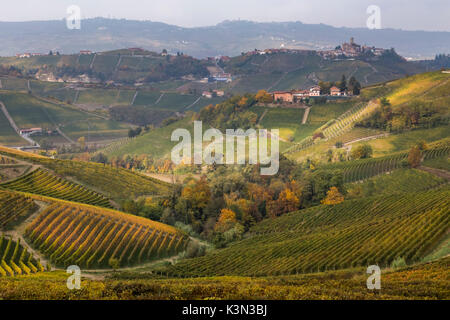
[1,0,449,31]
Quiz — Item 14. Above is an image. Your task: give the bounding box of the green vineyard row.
[320,145,450,183]
[161,186,450,277]
[24,201,189,269]
[0,190,37,230]
[0,236,44,276]
[1,169,112,208]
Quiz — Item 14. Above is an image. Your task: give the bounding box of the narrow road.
[302,107,311,124]
[184,96,201,110]
[89,54,97,69]
[257,109,268,125]
[131,91,138,106]
[343,133,390,146]
[154,92,165,105]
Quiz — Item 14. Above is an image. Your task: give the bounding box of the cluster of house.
[237,38,386,60]
[318,38,386,60]
[272,85,349,103]
[202,89,225,98]
[15,53,45,58]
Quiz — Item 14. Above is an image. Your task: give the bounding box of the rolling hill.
[161,186,449,277]
[0,90,131,146]
[24,199,189,269]
[0,146,171,202]
[1,18,450,59]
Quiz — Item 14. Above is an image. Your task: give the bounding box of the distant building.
[292,90,309,98]
[16,53,31,58]
[309,86,321,96]
[19,128,42,135]
[330,86,342,96]
[80,50,92,55]
[202,91,213,98]
[213,90,225,97]
[273,91,294,103]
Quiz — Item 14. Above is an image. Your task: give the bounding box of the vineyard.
[0,156,16,165]
[0,190,37,230]
[346,168,447,198]
[0,236,45,276]
[284,101,380,154]
[24,201,190,269]
[319,145,450,183]
[161,187,450,277]
[1,169,112,208]
[0,147,171,201]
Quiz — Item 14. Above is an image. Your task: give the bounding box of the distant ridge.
[0,18,449,58]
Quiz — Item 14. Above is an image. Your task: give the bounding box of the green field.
[0,91,130,143]
[0,111,26,146]
[106,117,194,159]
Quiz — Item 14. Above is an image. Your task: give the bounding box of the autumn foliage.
[321,187,344,205]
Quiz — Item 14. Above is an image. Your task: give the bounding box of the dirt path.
[185,96,201,110]
[154,92,165,105]
[418,166,450,181]
[343,133,390,146]
[257,109,268,124]
[144,172,200,184]
[302,107,311,124]
[131,91,138,106]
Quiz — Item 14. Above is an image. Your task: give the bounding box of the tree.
[77,136,86,151]
[408,146,422,168]
[91,152,108,164]
[351,144,373,159]
[348,76,361,95]
[255,90,273,104]
[339,75,347,92]
[321,187,344,205]
[215,208,237,233]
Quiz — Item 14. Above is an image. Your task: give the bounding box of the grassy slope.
[0,91,130,143]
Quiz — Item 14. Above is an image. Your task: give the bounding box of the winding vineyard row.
[162,187,450,277]
[320,145,450,183]
[0,190,37,230]
[24,201,189,269]
[0,156,16,165]
[1,169,112,208]
[0,146,170,201]
[0,236,44,276]
[285,101,380,154]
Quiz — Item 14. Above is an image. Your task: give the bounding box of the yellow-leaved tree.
[215,208,237,233]
[321,187,344,205]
